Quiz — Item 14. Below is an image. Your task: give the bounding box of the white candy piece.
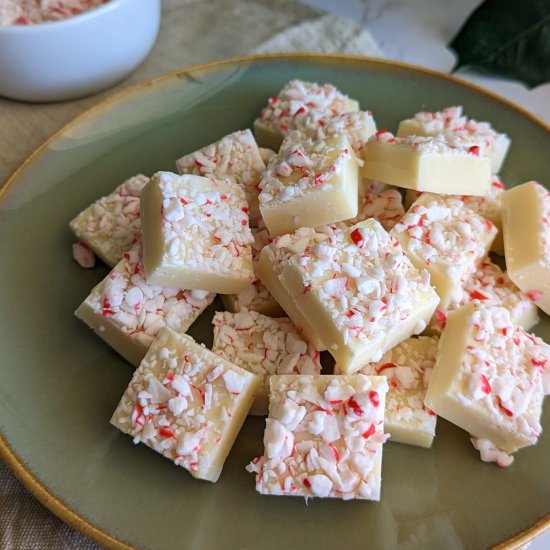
[221,222,284,317]
[278,220,440,373]
[111,328,260,482]
[405,175,506,254]
[392,193,497,310]
[212,310,322,415]
[362,130,491,196]
[396,106,511,174]
[259,132,359,237]
[253,80,359,150]
[247,374,389,500]
[69,174,149,267]
[425,303,550,455]
[425,258,539,336]
[141,172,254,294]
[175,129,266,227]
[502,181,550,316]
[75,242,215,366]
[354,336,439,448]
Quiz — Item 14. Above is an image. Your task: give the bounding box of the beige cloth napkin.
[0,0,380,548]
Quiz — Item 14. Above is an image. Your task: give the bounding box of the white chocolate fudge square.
[256,227,334,351]
[391,194,497,309]
[299,111,377,155]
[425,303,550,454]
[426,258,539,336]
[405,176,505,254]
[362,130,491,196]
[396,106,511,174]
[502,181,550,316]
[75,242,215,367]
[212,311,322,415]
[111,328,260,482]
[279,220,440,373]
[258,132,359,237]
[356,336,439,448]
[69,174,149,267]
[221,223,284,318]
[141,172,254,293]
[247,374,389,500]
[175,130,265,227]
[253,80,359,150]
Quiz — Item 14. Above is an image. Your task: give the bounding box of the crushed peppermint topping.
[470,437,514,468]
[1,0,109,25]
[212,310,322,412]
[247,374,389,500]
[256,80,358,138]
[175,130,266,226]
[258,132,354,206]
[358,337,439,443]
[428,258,538,335]
[72,241,96,269]
[83,242,215,348]
[69,174,148,267]
[455,304,549,448]
[111,328,258,481]
[155,172,254,280]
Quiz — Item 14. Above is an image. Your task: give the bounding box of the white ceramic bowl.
[0,0,161,102]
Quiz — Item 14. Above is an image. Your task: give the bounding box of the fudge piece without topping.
[247,374,389,500]
[354,336,439,448]
[111,327,261,482]
[425,303,550,454]
[278,219,439,373]
[258,132,359,237]
[75,242,215,367]
[175,129,265,227]
[362,130,491,196]
[426,257,539,336]
[391,193,497,310]
[212,310,322,415]
[69,174,149,267]
[502,181,550,316]
[396,106,511,174]
[141,172,254,293]
[253,80,359,150]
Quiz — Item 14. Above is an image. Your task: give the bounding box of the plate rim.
[1,52,549,550]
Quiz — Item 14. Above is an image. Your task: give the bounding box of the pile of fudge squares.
[70,80,550,501]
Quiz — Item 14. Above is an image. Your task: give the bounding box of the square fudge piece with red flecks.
[175,130,266,227]
[69,174,149,267]
[278,219,439,373]
[425,303,550,457]
[258,132,359,237]
[141,172,255,293]
[391,193,497,310]
[247,374,389,500]
[111,327,261,482]
[75,242,215,367]
[253,80,359,151]
[212,310,322,416]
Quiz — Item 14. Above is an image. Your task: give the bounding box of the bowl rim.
[0,0,156,33]
[0,52,548,550]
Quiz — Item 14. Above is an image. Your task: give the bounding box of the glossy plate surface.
[0,55,549,550]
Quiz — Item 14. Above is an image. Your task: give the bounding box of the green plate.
[1,54,549,550]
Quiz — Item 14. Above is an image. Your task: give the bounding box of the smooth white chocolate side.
[278,220,439,373]
[141,172,254,293]
[425,303,549,454]
[362,131,491,196]
[247,374,388,500]
[111,327,260,482]
[75,242,215,367]
[502,181,550,315]
[212,311,322,415]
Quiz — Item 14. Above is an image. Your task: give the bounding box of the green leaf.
[450,0,550,88]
